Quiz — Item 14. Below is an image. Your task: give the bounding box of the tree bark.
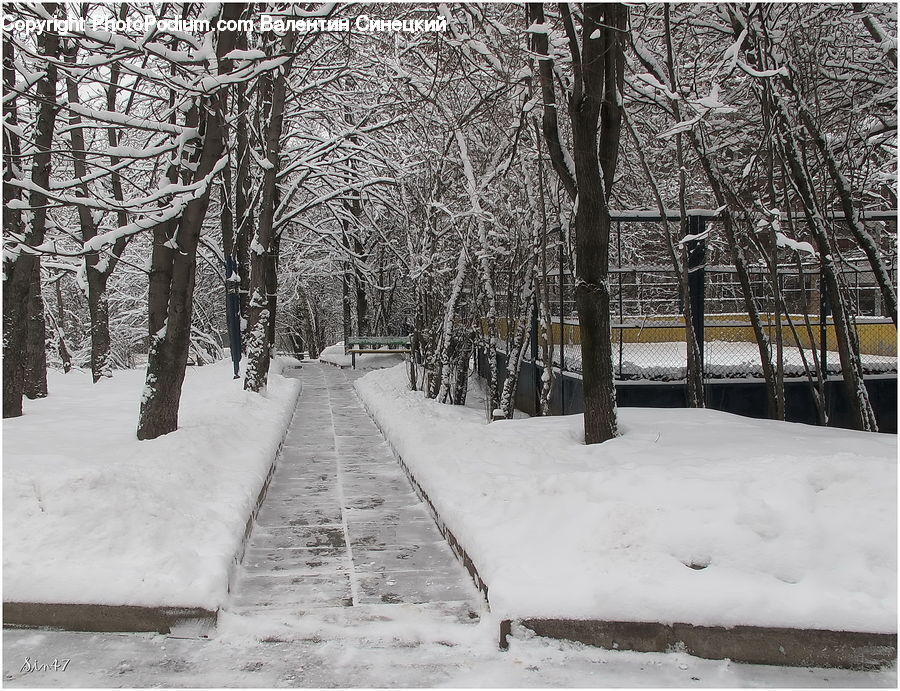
[785,79,897,327]
[660,6,705,409]
[3,35,26,414]
[234,31,252,332]
[531,2,627,442]
[773,93,878,431]
[53,277,72,373]
[437,246,469,403]
[3,15,60,417]
[244,34,295,392]
[24,258,48,399]
[624,112,705,408]
[353,235,369,337]
[138,5,244,439]
[63,44,117,382]
[570,4,628,443]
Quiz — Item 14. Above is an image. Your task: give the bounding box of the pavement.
[230,363,481,614]
[3,364,896,687]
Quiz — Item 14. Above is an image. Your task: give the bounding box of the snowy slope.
[3,360,301,610]
[355,364,897,633]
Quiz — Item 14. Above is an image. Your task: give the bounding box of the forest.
[3,2,896,441]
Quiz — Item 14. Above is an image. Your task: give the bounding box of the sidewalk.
[228,363,481,615]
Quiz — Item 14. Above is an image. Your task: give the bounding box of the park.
[2,1,897,687]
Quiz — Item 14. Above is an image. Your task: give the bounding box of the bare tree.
[531,3,629,443]
[3,7,61,417]
[244,32,296,393]
[138,4,245,439]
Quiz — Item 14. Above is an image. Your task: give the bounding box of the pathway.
[228,362,481,615]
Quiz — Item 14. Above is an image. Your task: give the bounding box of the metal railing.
[514,211,897,382]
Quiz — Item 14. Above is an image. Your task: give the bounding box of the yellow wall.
[493,314,896,357]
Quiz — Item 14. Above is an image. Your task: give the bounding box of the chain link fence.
[529,217,897,383]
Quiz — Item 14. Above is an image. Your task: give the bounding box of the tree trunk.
[234,29,252,334]
[3,35,26,414]
[3,15,60,417]
[355,264,369,337]
[53,277,72,373]
[786,80,897,327]
[570,4,627,443]
[774,94,878,431]
[86,270,113,381]
[138,6,244,439]
[299,284,321,359]
[24,258,48,399]
[437,246,469,403]
[689,138,781,419]
[342,257,352,346]
[63,44,118,383]
[244,32,295,392]
[498,160,545,419]
[533,120,556,416]
[625,112,705,408]
[266,234,280,350]
[531,2,627,443]
[453,128,501,417]
[498,288,535,418]
[659,8,705,409]
[450,333,473,405]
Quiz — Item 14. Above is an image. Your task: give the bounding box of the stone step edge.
[510,618,896,671]
[2,603,214,636]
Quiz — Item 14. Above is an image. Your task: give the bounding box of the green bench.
[345,336,411,369]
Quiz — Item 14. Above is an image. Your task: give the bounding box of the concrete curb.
[2,604,214,635]
[515,618,897,671]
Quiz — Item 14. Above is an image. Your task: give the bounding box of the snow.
[775,231,816,255]
[222,48,266,61]
[318,342,406,370]
[721,29,747,74]
[3,359,301,610]
[737,60,789,79]
[5,615,896,687]
[356,364,896,633]
[526,21,550,35]
[691,82,736,113]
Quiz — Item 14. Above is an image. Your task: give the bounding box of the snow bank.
[3,359,301,610]
[355,365,897,633]
[319,342,405,370]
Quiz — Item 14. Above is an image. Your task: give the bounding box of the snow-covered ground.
[3,359,301,610]
[5,616,896,687]
[355,365,897,633]
[546,341,897,379]
[319,341,406,369]
[3,360,896,686]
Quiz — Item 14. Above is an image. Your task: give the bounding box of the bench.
[345,336,411,369]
